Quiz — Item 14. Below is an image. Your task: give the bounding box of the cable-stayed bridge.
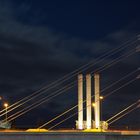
[0,35,139,140]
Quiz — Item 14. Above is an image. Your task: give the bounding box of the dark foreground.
[0,130,140,140]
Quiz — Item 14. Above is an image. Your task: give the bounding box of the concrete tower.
[86,74,92,129]
[77,74,83,129]
[94,73,100,129]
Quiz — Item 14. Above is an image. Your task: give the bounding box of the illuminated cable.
[4,49,137,120]
[108,104,140,125]
[106,100,140,122]
[0,37,138,114]
[6,82,76,122]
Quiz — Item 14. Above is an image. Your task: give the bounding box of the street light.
[92,103,96,107]
[99,96,103,100]
[4,103,8,122]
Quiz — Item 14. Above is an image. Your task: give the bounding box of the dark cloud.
[0,1,139,128]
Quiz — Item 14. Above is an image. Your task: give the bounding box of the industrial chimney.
[86,74,92,129]
[94,73,100,129]
[77,74,83,129]
[77,73,108,130]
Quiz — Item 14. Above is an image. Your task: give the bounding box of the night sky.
[0,0,140,129]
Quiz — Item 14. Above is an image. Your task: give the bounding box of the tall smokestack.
[86,74,92,129]
[94,73,100,129]
[78,74,83,129]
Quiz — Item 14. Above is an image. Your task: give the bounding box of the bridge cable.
[0,37,138,114]
[106,99,140,123]
[108,102,140,125]
[3,48,138,121]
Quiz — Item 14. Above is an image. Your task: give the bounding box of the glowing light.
[4,103,8,108]
[100,96,103,100]
[92,103,96,107]
[26,129,48,132]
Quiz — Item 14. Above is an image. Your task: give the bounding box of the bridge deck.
[0,130,140,140]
